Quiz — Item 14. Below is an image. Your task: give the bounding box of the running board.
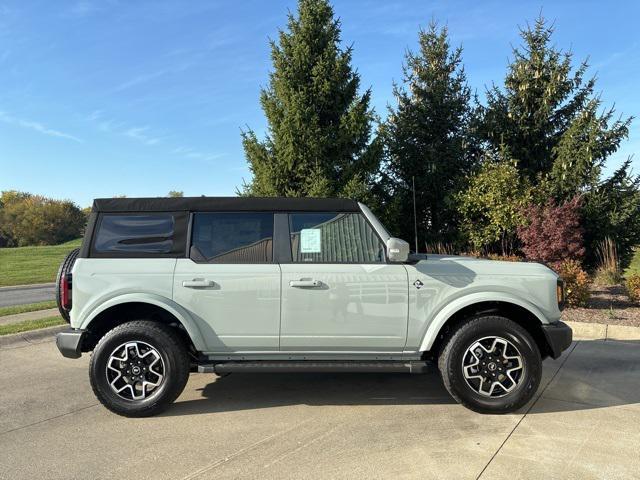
[197,361,430,374]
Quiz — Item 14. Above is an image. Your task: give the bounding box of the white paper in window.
[300,228,321,253]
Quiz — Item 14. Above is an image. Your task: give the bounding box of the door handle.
[182,279,216,288]
[289,279,322,288]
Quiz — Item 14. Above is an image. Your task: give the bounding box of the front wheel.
[89,321,190,417]
[438,315,542,414]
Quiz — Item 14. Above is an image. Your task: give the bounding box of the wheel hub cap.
[462,336,525,398]
[106,341,165,401]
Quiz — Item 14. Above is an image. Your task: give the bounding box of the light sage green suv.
[55,197,571,417]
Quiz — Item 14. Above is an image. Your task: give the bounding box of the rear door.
[280,212,408,353]
[173,212,280,353]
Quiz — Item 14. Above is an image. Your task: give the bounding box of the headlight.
[557,279,565,310]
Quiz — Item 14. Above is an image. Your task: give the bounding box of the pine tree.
[241,0,380,200]
[479,15,637,268]
[380,22,476,249]
[480,15,631,194]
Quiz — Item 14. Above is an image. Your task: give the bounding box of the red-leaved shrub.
[517,196,585,270]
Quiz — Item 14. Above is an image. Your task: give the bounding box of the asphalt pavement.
[0,283,56,308]
[1,334,639,479]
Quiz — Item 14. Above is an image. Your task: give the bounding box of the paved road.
[1,336,639,479]
[0,283,56,308]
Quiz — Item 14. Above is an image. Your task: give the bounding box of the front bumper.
[541,321,573,359]
[55,329,86,359]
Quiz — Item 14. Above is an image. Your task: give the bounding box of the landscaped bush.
[593,237,622,285]
[485,254,522,262]
[626,274,640,304]
[517,197,585,270]
[557,259,590,307]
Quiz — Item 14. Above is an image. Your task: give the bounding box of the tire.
[438,315,542,414]
[89,321,190,417]
[55,248,80,322]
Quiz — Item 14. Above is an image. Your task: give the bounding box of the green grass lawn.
[626,248,640,277]
[0,316,65,336]
[0,300,57,317]
[0,239,82,287]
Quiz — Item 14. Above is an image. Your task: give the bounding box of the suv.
[55,197,571,417]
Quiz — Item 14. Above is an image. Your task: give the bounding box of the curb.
[0,308,59,326]
[0,282,56,291]
[0,324,66,350]
[566,321,640,342]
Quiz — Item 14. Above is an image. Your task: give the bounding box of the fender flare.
[79,293,207,351]
[418,291,550,352]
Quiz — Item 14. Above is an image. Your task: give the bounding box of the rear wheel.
[89,321,190,417]
[438,315,542,414]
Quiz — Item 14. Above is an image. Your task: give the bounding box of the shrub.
[425,242,456,255]
[626,274,640,304]
[556,259,590,307]
[593,237,622,285]
[485,254,522,262]
[457,158,532,254]
[517,196,585,270]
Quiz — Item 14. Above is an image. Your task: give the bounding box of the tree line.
[241,0,640,270]
[0,191,87,247]
[0,191,184,247]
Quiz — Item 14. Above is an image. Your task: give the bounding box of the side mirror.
[386,237,410,263]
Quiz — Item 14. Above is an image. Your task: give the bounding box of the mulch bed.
[562,284,640,327]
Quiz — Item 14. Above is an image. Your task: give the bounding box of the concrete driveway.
[1,336,638,480]
[0,283,56,307]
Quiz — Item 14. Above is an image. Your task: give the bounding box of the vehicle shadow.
[162,371,456,416]
[161,339,640,417]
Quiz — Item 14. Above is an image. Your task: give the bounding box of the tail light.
[556,278,565,310]
[61,273,72,311]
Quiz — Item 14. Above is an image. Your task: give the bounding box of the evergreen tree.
[241,0,380,200]
[480,15,631,193]
[582,160,640,268]
[380,22,476,250]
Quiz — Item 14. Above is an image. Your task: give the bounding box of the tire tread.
[89,320,190,417]
[438,315,541,414]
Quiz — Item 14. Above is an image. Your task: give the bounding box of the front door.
[173,212,280,353]
[280,212,408,353]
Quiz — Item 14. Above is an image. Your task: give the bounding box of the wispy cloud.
[593,43,639,69]
[85,110,222,161]
[124,126,161,146]
[86,109,102,121]
[65,1,117,19]
[114,69,168,92]
[172,146,224,163]
[0,111,82,142]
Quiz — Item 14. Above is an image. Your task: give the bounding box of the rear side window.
[93,214,180,255]
[289,213,385,263]
[191,212,274,263]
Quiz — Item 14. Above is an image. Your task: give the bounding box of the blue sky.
[1,0,638,207]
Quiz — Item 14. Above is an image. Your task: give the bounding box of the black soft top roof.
[91,196,361,213]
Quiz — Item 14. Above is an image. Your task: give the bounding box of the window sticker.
[300,228,321,253]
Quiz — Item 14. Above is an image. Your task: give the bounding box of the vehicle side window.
[288,213,385,263]
[94,214,176,254]
[191,212,274,263]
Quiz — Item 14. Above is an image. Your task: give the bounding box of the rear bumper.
[541,321,573,359]
[55,329,86,359]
